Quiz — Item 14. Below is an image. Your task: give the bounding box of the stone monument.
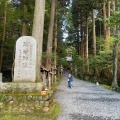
[14,36,36,82]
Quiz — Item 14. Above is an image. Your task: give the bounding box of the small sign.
[41,91,47,95]
[66,56,72,62]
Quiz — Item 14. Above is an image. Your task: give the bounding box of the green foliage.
[0,94,7,101]
[0,0,35,80]
[96,36,114,53]
[89,52,112,72]
[84,76,101,83]
[57,42,68,66]
[101,84,112,90]
[112,34,120,42]
[107,10,120,28]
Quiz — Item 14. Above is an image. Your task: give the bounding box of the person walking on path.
[68,73,73,88]
[54,76,120,120]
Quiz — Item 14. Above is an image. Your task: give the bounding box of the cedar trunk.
[54,0,58,83]
[22,0,28,36]
[32,0,45,82]
[86,16,89,73]
[46,0,56,70]
[93,9,96,56]
[103,2,107,38]
[112,41,118,88]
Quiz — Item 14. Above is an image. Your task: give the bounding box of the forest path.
[54,75,120,120]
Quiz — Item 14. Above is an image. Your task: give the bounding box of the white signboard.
[66,56,72,62]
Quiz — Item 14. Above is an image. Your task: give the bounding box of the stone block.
[1,83,43,93]
[38,96,42,101]
[43,107,49,112]
[44,101,49,107]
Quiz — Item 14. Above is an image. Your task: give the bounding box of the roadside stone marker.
[14,36,36,82]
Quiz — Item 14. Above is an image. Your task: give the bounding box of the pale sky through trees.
[62,0,72,41]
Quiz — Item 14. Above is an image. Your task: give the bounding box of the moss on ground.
[0,102,61,120]
[101,84,112,90]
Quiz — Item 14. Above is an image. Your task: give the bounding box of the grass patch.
[0,102,61,120]
[101,84,112,90]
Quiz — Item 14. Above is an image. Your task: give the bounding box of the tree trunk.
[0,2,7,72]
[46,0,56,70]
[32,0,45,82]
[92,9,99,77]
[112,41,118,88]
[81,25,84,58]
[107,1,110,37]
[92,9,96,56]
[22,0,28,36]
[111,0,116,35]
[86,16,89,73]
[103,2,107,39]
[80,25,83,56]
[112,1,120,88]
[106,1,111,50]
[77,29,80,55]
[81,28,85,74]
[54,0,57,83]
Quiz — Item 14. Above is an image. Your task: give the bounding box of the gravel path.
[54,75,120,120]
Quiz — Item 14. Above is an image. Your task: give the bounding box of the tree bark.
[111,0,116,35]
[112,1,119,88]
[92,9,99,77]
[81,27,85,74]
[92,9,96,56]
[32,0,45,82]
[77,28,80,55]
[22,0,28,36]
[106,1,111,50]
[112,41,118,88]
[86,16,89,73]
[46,0,56,70]
[103,2,107,39]
[107,1,110,37]
[80,25,84,58]
[0,2,7,72]
[54,0,58,83]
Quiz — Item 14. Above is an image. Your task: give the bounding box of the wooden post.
[48,72,51,89]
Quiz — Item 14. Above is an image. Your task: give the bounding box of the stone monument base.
[0,82,44,93]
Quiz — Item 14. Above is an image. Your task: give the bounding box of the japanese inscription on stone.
[14,36,36,82]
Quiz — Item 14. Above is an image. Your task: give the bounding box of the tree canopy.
[0,0,120,87]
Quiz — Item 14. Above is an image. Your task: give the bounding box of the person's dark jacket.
[68,76,73,82]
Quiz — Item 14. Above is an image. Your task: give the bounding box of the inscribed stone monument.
[14,36,36,82]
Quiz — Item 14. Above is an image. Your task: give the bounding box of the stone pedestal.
[0,83,43,93]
